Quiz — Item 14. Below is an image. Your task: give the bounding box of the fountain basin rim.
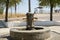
[10,27,50,33]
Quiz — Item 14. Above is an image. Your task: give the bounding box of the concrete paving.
[47,31,60,40]
[49,26,60,34]
[0,28,10,38]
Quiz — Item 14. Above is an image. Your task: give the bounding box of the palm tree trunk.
[15,3,17,15]
[50,0,53,21]
[5,0,9,22]
[50,5,53,21]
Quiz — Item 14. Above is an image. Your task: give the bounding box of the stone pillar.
[26,12,34,30]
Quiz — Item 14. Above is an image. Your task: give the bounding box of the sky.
[7,0,39,14]
[4,0,60,14]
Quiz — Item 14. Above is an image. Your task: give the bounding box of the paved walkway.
[0,28,10,37]
[49,26,60,34]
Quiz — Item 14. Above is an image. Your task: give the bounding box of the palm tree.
[39,0,60,21]
[0,0,21,22]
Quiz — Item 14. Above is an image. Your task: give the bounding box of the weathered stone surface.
[0,38,8,40]
[26,13,34,29]
[10,27,50,40]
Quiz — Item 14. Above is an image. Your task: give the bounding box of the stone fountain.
[10,12,50,40]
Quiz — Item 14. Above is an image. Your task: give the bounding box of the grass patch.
[0,13,26,19]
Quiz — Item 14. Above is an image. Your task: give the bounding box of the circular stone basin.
[10,27,50,40]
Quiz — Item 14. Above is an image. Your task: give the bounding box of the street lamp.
[28,0,31,12]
